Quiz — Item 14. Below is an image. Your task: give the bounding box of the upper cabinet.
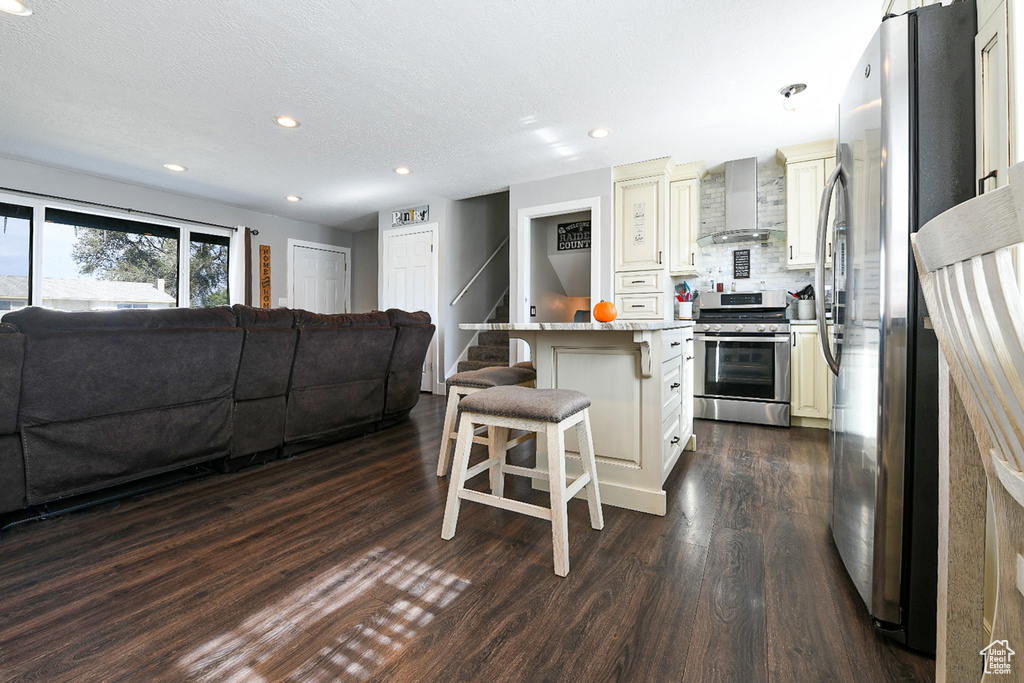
[777,140,836,271]
[614,159,672,273]
[668,162,707,277]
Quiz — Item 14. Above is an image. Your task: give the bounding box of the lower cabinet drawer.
[661,327,685,360]
[616,270,664,293]
[615,293,664,319]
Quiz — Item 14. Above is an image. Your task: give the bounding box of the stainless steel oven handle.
[815,162,842,376]
[694,335,792,343]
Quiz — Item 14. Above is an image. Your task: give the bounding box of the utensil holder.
[676,301,693,319]
[798,299,815,320]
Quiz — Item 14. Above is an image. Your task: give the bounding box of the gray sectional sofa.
[0,304,434,517]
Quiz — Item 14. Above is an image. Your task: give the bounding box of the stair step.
[469,345,510,362]
[478,330,509,346]
[494,305,509,321]
[457,360,507,373]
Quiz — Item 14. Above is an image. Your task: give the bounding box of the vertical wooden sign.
[259,245,272,308]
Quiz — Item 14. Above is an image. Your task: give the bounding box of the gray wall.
[509,167,613,328]
[531,209,591,322]
[0,155,351,308]
[345,214,379,313]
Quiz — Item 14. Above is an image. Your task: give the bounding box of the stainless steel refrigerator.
[813,2,976,653]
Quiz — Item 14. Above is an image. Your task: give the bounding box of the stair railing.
[450,237,509,306]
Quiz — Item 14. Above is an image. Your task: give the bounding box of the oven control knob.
[757,324,766,332]
[712,324,722,332]
[768,324,779,332]
[701,324,710,331]
[735,324,744,332]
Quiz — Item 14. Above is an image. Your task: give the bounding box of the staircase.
[457,296,510,372]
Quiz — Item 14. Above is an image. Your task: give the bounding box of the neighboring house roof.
[0,275,175,303]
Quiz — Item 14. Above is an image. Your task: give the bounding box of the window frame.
[0,190,240,310]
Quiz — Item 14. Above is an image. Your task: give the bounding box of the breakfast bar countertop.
[459,321,693,331]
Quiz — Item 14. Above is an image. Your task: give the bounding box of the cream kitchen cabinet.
[668,162,707,277]
[777,140,836,270]
[614,171,667,272]
[790,323,833,428]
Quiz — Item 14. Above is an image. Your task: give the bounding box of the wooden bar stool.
[440,385,604,577]
[437,364,536,477]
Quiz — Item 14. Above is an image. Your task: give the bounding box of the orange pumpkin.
[593,300,617,322]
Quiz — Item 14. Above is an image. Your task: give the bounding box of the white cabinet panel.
[791,326,831,420]
[786,159,826,269]
[614,176,663,271]
[669,178,701,275]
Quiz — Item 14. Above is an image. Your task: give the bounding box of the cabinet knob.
[671,341,681,347]
[685,355,694,361]
[631,279,644,284]
[670,382,680,389]
[670,436,680,445]
[685,337,694,342]
[790,246,793,259]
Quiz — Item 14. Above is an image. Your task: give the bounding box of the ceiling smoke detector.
[779,83,807,112]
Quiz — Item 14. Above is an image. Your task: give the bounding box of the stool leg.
[576,409,604,530]
[437,389,461,477]
[546,422,570,577]
[488,426,509,498]
[441,416,475,540]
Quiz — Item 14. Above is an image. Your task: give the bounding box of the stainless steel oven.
[693,291,791,427]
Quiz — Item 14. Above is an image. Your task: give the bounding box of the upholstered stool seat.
[438,365,536,477]
[441,386,604,577]
[458,385,589,423]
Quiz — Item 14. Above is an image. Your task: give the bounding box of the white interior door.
[292,245,348,313]
[383,226,437,392]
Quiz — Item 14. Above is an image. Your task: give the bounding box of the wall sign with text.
[392,205,429,227]
[557,220,591,251]
[259,245,272,308]
[733,248,751,279]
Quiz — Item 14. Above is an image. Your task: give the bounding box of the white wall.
[509,167,613,327]
[0,155,351,308]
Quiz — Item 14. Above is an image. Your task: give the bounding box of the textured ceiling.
[0,0,880,229]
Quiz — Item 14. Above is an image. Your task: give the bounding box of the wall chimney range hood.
[697,157,785,246]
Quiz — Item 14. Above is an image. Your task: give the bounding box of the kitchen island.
[460,321,695,515]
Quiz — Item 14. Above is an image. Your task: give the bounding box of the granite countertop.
[460,320,694,331]
[789,318,834,325]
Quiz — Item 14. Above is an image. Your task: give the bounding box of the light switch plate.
[278,298,287,307]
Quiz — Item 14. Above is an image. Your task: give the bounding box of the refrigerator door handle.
[815,162,842,376]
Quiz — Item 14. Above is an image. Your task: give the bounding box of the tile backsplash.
[673,160,824,300]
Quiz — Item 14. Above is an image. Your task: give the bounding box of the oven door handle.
[694,335,792,343]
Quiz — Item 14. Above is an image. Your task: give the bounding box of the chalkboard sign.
[733,248,751,279]
[557,220,591,251]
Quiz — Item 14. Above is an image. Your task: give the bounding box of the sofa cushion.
[233,396,286,456]
[290,326,396,388]
[19,328,243,425]
[385,309,431,326]
[235,328,298,401]
[3,305,236,333]
[22,397,233,504]
[0,434,25,514]
[233,305,295,329]
[0,328,24,434]
[293,309,390,328]
[286,380,385,441]
[383,323,435,417]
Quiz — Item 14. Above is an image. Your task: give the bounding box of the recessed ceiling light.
[162,163,187,172]
[0,0,32,16]
[394,167,411,175]
[286,195,302,202]
[275,116,300,128]
[588,127,611,139]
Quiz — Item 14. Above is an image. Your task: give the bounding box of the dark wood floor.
[0,396,934,682]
